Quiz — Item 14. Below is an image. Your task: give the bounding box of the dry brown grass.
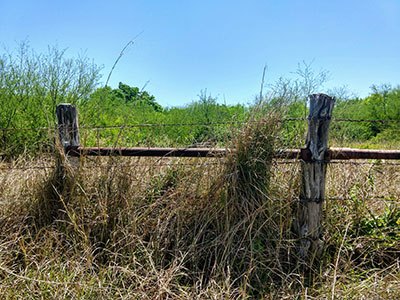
[0,118,399,299]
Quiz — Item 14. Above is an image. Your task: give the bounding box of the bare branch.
[104,31,143,87]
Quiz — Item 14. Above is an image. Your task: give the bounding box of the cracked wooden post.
[295,93,335,262]
[56,103,80,168]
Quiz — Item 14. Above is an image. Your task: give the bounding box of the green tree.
[0,42,101,157]
[114,82,163,112]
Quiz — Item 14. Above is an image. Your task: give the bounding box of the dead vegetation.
[0,115,399,299]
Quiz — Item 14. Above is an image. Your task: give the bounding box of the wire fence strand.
[2,157,400,170]
[326,196,399,203]
[1,117,399,133]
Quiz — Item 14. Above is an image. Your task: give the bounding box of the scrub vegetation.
[0,43,399,299]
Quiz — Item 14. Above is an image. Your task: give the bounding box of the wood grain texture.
[294,93,335,261]
[56,104,80,152]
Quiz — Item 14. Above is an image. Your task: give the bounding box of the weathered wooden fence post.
[56,103,80,168]
[294,93,335,262]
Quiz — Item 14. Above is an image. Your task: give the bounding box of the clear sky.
[1,0,399,106]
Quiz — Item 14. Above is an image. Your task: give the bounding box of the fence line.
[326,197,399,202]
[1,117,399,133]
[0,156,400,170]
[0,165,55,170]
[329,161,400,166]
[331,118,399,123]
[0,127,54,132]
[60,145,400,160]
[1,96,399,272]
[2,158,400,171]
[51,96,397,265]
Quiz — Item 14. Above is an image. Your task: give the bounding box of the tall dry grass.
[0,114,399,299]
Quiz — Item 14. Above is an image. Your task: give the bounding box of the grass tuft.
[0,109,399,298]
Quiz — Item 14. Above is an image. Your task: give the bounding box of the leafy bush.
[0,42,101,157]
[79,87,247,147]
[357,205,400,243]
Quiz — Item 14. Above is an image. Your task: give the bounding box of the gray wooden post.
[294,93,335,261]
[49,103,80,215]
[56,103,80,154]
[56,104,80,170]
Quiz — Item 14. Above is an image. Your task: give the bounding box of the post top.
[309,93,333,97]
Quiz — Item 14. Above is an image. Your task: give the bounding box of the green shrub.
[0,42,101,157]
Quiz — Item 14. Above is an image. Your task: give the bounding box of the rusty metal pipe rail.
[66,146,400,160]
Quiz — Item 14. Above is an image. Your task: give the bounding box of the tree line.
[0,44,399,158]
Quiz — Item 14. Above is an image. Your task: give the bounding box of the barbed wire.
[0,127,56,132]
[0,117,399,132]
[329,160,400,166]
[326,196,399,203]
[2,159,400,171]
[332,118,399,124]
[0,121,247,132]
[0,161,226,170]
[273,160,400,166]
[80,121,248,130]
[1,160,398,203]
[2,155,400,167]
[0,165,55,170]
[273,161,300,165]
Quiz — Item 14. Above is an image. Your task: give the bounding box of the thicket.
[0,44,399,158]
[79,87,247,148]
[0,43,101,156]
[331,85,400,146]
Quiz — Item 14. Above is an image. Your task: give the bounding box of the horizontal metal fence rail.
[64,146,400,160]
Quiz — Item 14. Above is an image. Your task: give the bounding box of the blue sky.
[1,0,399,106]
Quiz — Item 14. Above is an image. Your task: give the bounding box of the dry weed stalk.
[0,112,399,298]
